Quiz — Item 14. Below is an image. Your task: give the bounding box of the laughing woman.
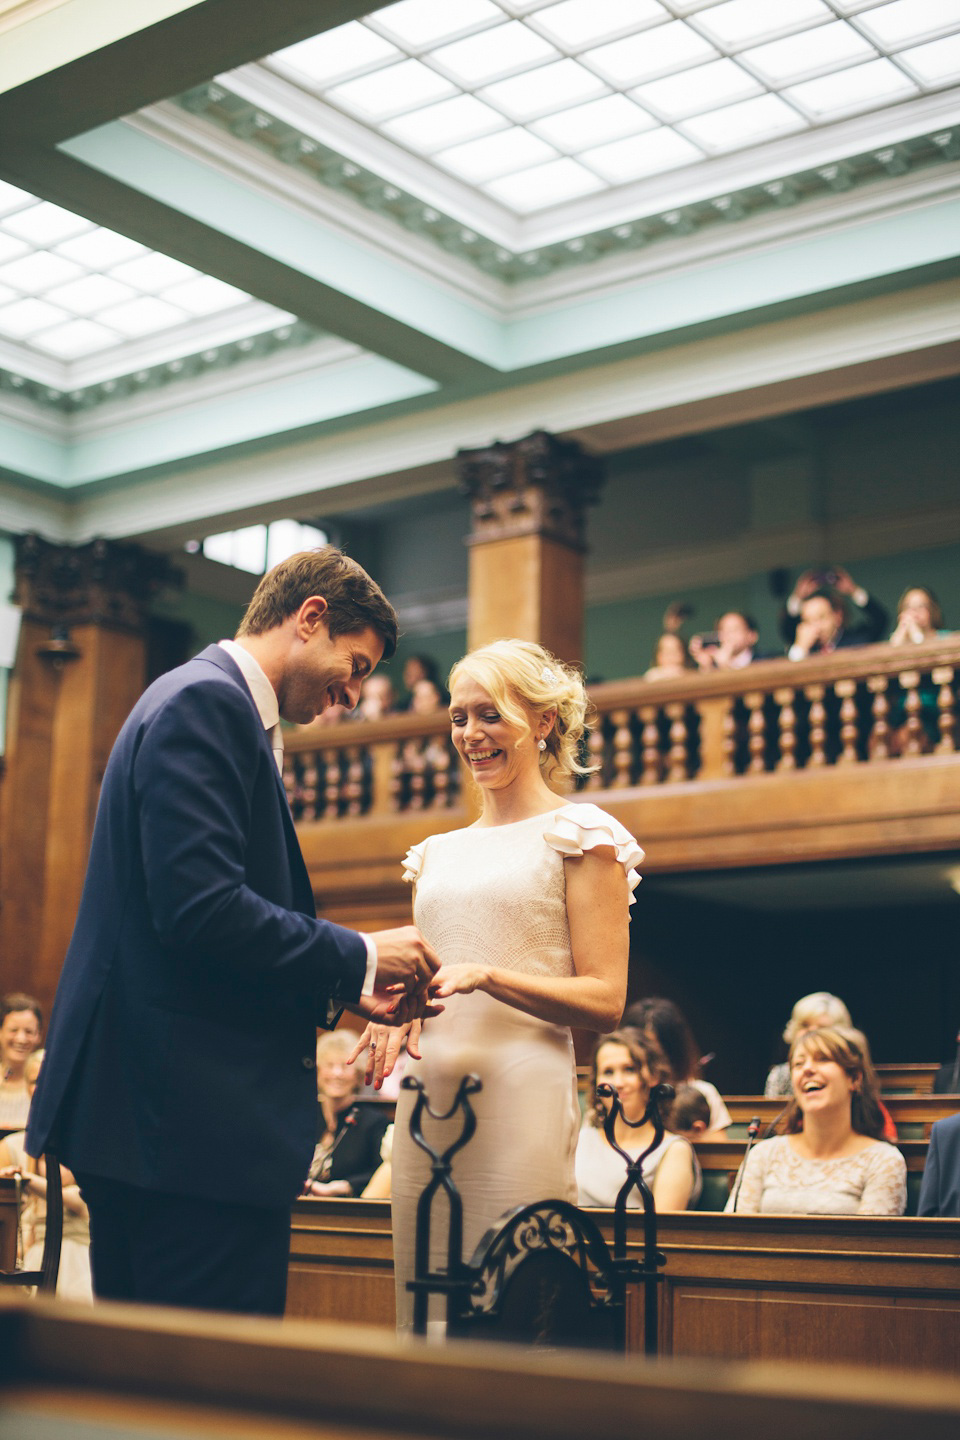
[353,639,643,1335]
[727,1025,906,1216]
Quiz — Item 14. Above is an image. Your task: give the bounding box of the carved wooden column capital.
[457,430,604,552]
[14,533,181,634]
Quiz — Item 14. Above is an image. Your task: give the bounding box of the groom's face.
[281,619,384,725]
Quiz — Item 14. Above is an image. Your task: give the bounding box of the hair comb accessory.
[541,664,558,684]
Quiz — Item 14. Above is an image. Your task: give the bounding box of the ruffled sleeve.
[401,840,426,886]
[543,803,644,907]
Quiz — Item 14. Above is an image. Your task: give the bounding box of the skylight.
[258,0,960,216]
[0,183,295,363]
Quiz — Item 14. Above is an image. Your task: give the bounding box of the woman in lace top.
[728,1025,906,1216]
[351,639,643,1333]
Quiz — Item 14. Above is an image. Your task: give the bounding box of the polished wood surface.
[724,1094,960,1136]
[284,1195,960,1374]
[5,1292,960,1440]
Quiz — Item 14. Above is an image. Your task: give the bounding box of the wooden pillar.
[457,430,603,668]
[0,535,175,1016]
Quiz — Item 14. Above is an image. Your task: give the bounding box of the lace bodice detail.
[402,803,642,978]
[726,1134,907,1216]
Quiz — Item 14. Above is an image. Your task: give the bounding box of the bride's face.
[449,674,538,792]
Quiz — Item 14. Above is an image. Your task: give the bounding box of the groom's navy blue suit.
[28,644,367,1310]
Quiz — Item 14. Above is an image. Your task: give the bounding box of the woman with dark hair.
[624,997,730,1136]
[576,1029,700,1210]
[726,1026,906,1215]
[889,586,948,645]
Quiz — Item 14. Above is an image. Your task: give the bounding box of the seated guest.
[360,1123,394,1200]
[782,567,887,658]
[644,633,693,681]
[667,1084,711,1140]
[624,996,731,1136]
[727,1025,906,1216]
[356,674,396,720]
[304,1031,389,1199]
[917,1112,960,1217]
[889,586,950,646]
[0,993,42,1130]
[765,992,852,1096]
[0,1050,93,1301]
[576,1030,701,1210]
[690,612,765,671]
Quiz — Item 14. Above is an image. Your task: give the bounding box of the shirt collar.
[218,639,279,731]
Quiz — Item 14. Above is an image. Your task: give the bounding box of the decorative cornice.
[458,430,604,551]
[14,532,181,632]
[173,81,960,286]
[0,318,322,415]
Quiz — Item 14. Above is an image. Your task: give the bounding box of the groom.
[28,547,439,1315]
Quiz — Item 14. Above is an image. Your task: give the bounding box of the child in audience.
[667,1085,711,1140]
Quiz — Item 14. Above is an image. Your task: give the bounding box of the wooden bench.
[723,1096,960,1140]
[286,1198,960,1373]
[5,1291,960,1440]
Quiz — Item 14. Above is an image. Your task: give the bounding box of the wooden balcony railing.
[285,638,960,818]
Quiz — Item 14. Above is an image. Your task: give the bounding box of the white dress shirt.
[219,640,377,997]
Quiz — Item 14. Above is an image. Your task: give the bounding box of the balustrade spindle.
[584,725,605,789]
[774,687,797,771]
[407,743,427,810]
[867,676,890,760]
[430,744,451,809]
[639,706,660,785]
[389,748,404,812]
[344,746,365,816]
[932,666,956,753]
[299,761,319,821]
[721,705,737,776]
[835,679,859,765]
[744,692,766,773]
[323,749,342,814]
[611,709,634,788]
[665,702,688,783]
[899,671,924,756]
[804,684,827,766]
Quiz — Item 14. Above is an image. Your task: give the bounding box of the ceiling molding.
[167,76,960,288]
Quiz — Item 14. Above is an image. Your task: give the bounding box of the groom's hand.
[371,925,440,992]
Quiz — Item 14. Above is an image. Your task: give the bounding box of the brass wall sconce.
[36,624,81,670]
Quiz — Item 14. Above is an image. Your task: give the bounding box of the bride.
[353,638,642,1334]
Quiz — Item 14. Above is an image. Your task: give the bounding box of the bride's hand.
[349,1021,420,1089]
[430,965,488,998]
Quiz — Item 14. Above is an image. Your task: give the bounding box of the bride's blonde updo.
[448,638,595,786]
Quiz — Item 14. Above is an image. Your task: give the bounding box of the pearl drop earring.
[537,738,547,752]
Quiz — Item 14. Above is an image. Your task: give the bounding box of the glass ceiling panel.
[256,1,960,216]
[0,190,294,363]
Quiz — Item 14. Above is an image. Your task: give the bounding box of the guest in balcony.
[576,1029,701,1210]
[400,654,441,709]
[889,586,949,646]
[782,567,888,658]
[357,674,396,721]
[764,992,852,1097]
[644,632,694,681]
[887,586,952,751]
[624,997,731,1137]
[666,1084,711,1141]
[410,677,449,715]
[727,1025,906,1216]
[690,612,766,671]
[303,1030,389,1199]
[0,994,43,1131]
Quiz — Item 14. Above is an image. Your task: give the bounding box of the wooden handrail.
[281,639,960,821]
